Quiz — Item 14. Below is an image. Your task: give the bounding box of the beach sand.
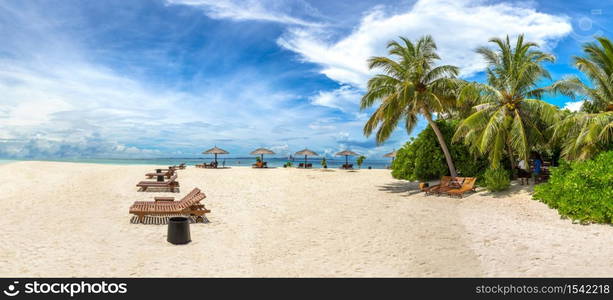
[0,161,611,277]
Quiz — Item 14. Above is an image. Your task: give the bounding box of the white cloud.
[0,2,312,158]
[310,85,362,112]
[563,100,584,112]
[278,0,572,88]
[165,0,322,26]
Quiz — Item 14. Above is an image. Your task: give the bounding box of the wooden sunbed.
[145,169,175,179]
[444,177,477,198]
[136,174,179,192]
[129,188,210,223]
[252,161,268,168]
[435,177,465,195]
[174,163,186,169]
[421,176,451,195]
[341,163,353,169]
[157,166,176,173]
[195,163,216,168]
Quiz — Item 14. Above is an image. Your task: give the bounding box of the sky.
[0,0,611,159]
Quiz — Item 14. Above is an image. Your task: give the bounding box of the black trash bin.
[167,217,191,245]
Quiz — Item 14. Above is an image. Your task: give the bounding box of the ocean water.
[0,159,17,165]
[3,157,393,169]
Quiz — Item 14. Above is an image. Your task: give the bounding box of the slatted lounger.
[444,177,477,198]
[422,176,451,195]
[145,169,175,179]
[129,188,210,223]
[136,174,179,192]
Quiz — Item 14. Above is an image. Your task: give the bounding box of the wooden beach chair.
[298,163,304,168]
[145,168,175,179]
[136,174,179,192]
[422,176,454,195]
[444,177,477,198]
[435,177,464,195]
[202,162,218,169]
[157,166,176,173]
[129,188,210,223]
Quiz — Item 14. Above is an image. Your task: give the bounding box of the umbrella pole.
[215,153,218,164]
[345,155,348,165]
[261,154,264,162]
[304,155,307,167]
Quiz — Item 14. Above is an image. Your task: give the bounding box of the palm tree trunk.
[424,112,458,177]
[507,144,517,179]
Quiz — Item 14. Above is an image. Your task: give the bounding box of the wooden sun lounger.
[434,177,465,195]
[196,162,218,168]
[173,163,186,169]
[252,161,268,168]
[444,177,477,198]
[341,164,353,169]
[129,188,210,223]
[136,174,179,192]
[145,169,175,179]
[422,176,451,195]
[157,166,176,173]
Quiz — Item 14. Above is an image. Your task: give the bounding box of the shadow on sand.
[377,181,422,195]
[476,181,534,198]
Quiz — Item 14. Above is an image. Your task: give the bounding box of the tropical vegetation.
[360,35,461,177]
[357,155,366,168]
[367,34,612,223]
[550,36,613,160]
[533,151,613,223]
[483,167,511,192]
[454,34,559,169]
[391,119,487,181]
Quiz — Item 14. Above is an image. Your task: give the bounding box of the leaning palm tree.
[454,34,559,169]
[361,35,460,177]
[550,36,613,160]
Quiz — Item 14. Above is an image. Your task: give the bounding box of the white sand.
[0,161,611,277]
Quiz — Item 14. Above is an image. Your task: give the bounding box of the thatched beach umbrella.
[383,150,397,158]
[384,150,397,164]
[295,149,318,166]
[250,148,275,162]
[203,146,229,164]
[335,150,359,165]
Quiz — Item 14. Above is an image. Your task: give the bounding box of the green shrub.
[483,168,511,192]
[391,138,416,179]
[533,151,613,224]
[391,120,488,181]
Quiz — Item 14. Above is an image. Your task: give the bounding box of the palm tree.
[361,36,460,177]
[453,34,559,169]
[550,36,613,160]
[356,155,366,169]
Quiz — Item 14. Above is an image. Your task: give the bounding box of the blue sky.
[0,0,611,158]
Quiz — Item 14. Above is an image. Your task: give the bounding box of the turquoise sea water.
[2,157,392,169]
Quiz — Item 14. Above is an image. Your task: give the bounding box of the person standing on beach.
[532,156,542,184]
[517,159,530,185]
